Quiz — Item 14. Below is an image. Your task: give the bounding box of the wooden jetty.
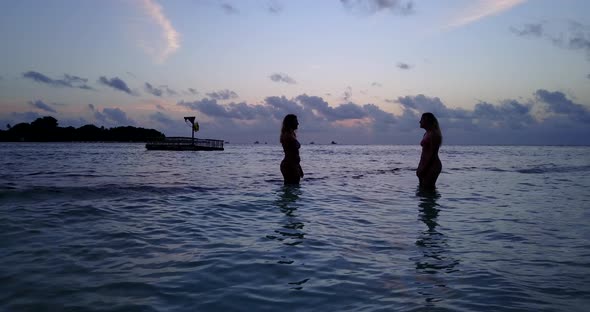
[145,117,224,151]
[146,137,224,151]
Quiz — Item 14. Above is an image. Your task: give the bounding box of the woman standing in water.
[280,114,304,185]
[417,112,442,189]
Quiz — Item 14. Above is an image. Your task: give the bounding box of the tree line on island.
[0,116,165,142]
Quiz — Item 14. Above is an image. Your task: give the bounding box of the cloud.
[179,98,268,120]
[103,108,135,125]
[175,93,406,143]
[395,94,475,133]
[268,0,283,14]
[473,100,535,129]
[88,104,107,124]
[164,86,177,96]
[180,94,377,125]
[181,96,301,122]
[343,86,352,102]
[10,112,42,123]
[138,0,181,63]
[28,100,57,113]
[6,88,588,145]
[188,88,198,95]
[156,104,166,110]
[270,73,297,84]
[63,75,91,89]
[447,0,527,30]
[534,89,590,123]
[149,111,175,125]
[98,76,134,95]
[397,94,446,113]
[397,62,412,70]
[510,22,544,37]
[551,21,590,58]
[297,94,368,121]
[147,111,189,135]
[265,95,305,119]
[221,3,239,14]
[0,111,42,129]
[364,103,396,124]
[371,82,382,87]
[206,89,239,100]
[93,111,108,124]
[511,21,590,60]
[392,90,590,144]
[180,98,223,116]
[340,0,414,15]
[88,104,134,126]
[397,94,472,119]
[144,82,176,97]
[145,82,163,96]
[22,71,93,90]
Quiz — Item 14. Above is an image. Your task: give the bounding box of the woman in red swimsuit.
[280,114,304,185]
[417,112,442,189]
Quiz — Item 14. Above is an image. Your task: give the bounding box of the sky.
[1,0,589,145]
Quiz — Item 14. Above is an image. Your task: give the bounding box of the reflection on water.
[276,185,301,217]
[274,186,304,247]
[268,186,309,289]
[417,188,441,233]
[414,187,459,303]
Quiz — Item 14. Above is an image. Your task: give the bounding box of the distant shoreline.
[1,141,588,147]
[0,140,155,143]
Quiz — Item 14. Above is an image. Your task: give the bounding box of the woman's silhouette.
[280,114,304,185]
[417,112,442,189]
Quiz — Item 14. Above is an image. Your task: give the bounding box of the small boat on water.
[146,117,224,151]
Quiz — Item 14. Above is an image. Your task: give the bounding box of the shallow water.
[1,143,589,311]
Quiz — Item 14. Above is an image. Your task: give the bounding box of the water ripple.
[0,143,589,311]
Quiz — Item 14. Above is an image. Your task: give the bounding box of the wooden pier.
[145,116,224,151]
[146,137,224,151]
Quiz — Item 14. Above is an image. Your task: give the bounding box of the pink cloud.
[446,0,527,30]
[139,0,180,63]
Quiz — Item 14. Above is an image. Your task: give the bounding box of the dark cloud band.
[98,76,134,95]
[270,73,297,84]
[23,71,93,90]
[28,100,57,113]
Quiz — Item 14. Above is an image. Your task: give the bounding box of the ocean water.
[0,142,589,311]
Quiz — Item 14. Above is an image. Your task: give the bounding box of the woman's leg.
[422,162,442,189]
[281,162,301,185]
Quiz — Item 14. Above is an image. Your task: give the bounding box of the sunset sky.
[1,0,589,145]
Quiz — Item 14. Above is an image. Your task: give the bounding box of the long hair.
[280,114,298,143]
[422,112,443,144]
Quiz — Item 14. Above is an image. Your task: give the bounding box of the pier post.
[184,116,196,146]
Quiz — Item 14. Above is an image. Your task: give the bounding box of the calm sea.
[1,143,589,311]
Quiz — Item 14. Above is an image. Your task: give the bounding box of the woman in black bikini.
[417,112,442,189]
[280,114,304,185]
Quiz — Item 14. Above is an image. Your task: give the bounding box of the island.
[0,116,164,142]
